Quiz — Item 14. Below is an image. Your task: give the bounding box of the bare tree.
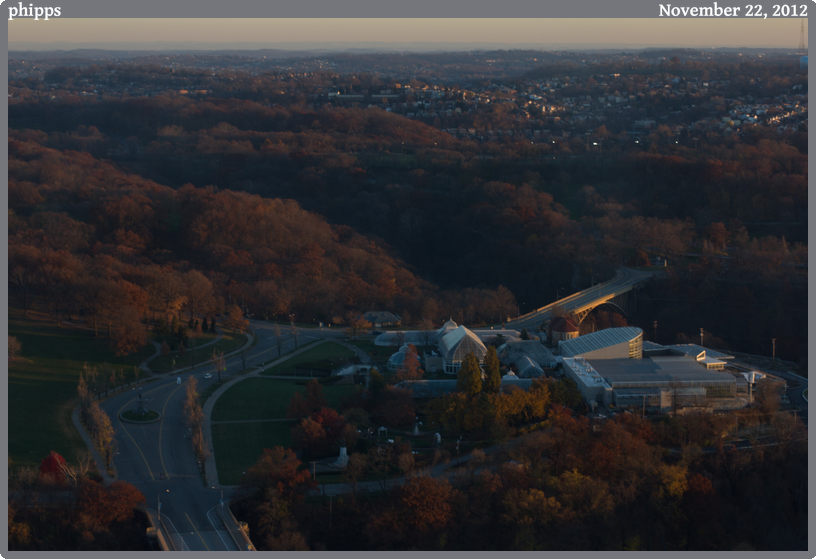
[290,323,300,349]
[183,375,208,463]
[418,317,435,349]
[8,336,21,361]
[210,350,226,381]
[397,452,415,479]
[342,453,368,508]
[272,323,283,357]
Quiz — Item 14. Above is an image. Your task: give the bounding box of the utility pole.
[772,338,777,363]
[311,461,317,479]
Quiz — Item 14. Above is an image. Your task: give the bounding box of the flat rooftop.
[589,357,738,385]
[668,344,734,360]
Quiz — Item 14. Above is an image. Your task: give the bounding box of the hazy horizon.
[8,41,805,56]
[7,18,806,52]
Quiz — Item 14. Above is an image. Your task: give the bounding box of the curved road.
[100,320,342,551]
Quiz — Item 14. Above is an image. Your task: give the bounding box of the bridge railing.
[217,501,257,551]
[158,515,178,551]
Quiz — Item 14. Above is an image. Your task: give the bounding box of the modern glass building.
[558,327,644,359]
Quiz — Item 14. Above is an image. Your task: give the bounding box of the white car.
[204,373,212,379]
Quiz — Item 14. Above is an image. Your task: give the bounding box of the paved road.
[102,379,234,551]
[96,320,357,550]
[754,368,809,423]
[506,267,660,332]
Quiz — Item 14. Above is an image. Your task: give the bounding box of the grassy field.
[147,333,247,373]
[8,309,154,469]
[260,341,356,376]
[211,421,294,485]
[345,339,389,359]
[153,328,218,347]
[211,377,361,422]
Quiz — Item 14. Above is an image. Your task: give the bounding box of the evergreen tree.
[457,352,482,397]
[482,345,501,394]
[368,368,386,399]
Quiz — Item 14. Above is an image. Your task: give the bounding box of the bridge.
[506,267,662,333]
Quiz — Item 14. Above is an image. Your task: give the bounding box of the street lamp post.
[700,328,704,347]
[653,321,657,343]
[772,338,777,363]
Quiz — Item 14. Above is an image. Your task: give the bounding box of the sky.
[7,18,808,51]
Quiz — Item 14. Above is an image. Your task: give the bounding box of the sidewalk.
[334,339,373,365]
[202,339,329,488]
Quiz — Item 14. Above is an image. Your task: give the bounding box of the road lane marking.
[186,512,211,550]
[161,513,190,551]
[114,382,172,481]
[159,382,186,477]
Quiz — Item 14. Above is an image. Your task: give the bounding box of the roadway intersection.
[101,320,338,551]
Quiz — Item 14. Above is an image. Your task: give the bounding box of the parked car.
[204,373,212,379]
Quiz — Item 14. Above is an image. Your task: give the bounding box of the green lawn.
[211,378,362,422]
[260,341,356,376]
[153,329,219,347]
[212,421,294,486]
[8,309,154,469]
[148,333,247,373]
[345,339,387,358]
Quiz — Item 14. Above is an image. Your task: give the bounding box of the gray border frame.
[3,2,812,559]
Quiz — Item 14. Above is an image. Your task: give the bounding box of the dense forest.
[8,102,807,361]
[6,50,808,553]
[232,399,807,551]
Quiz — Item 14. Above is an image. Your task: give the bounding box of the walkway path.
[202,339,330,488]
[333,339,373,365]
[210,418,297,425]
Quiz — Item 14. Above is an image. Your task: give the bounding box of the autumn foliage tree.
[395,344,424,382]
[457,352,482,397]
[240,446,316,506]
[482,345,501,394]
[368,476,457,549]
[38,451,68,485]
[223,304,249,334]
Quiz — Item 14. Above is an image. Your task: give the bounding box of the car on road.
[204,373,212,379]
